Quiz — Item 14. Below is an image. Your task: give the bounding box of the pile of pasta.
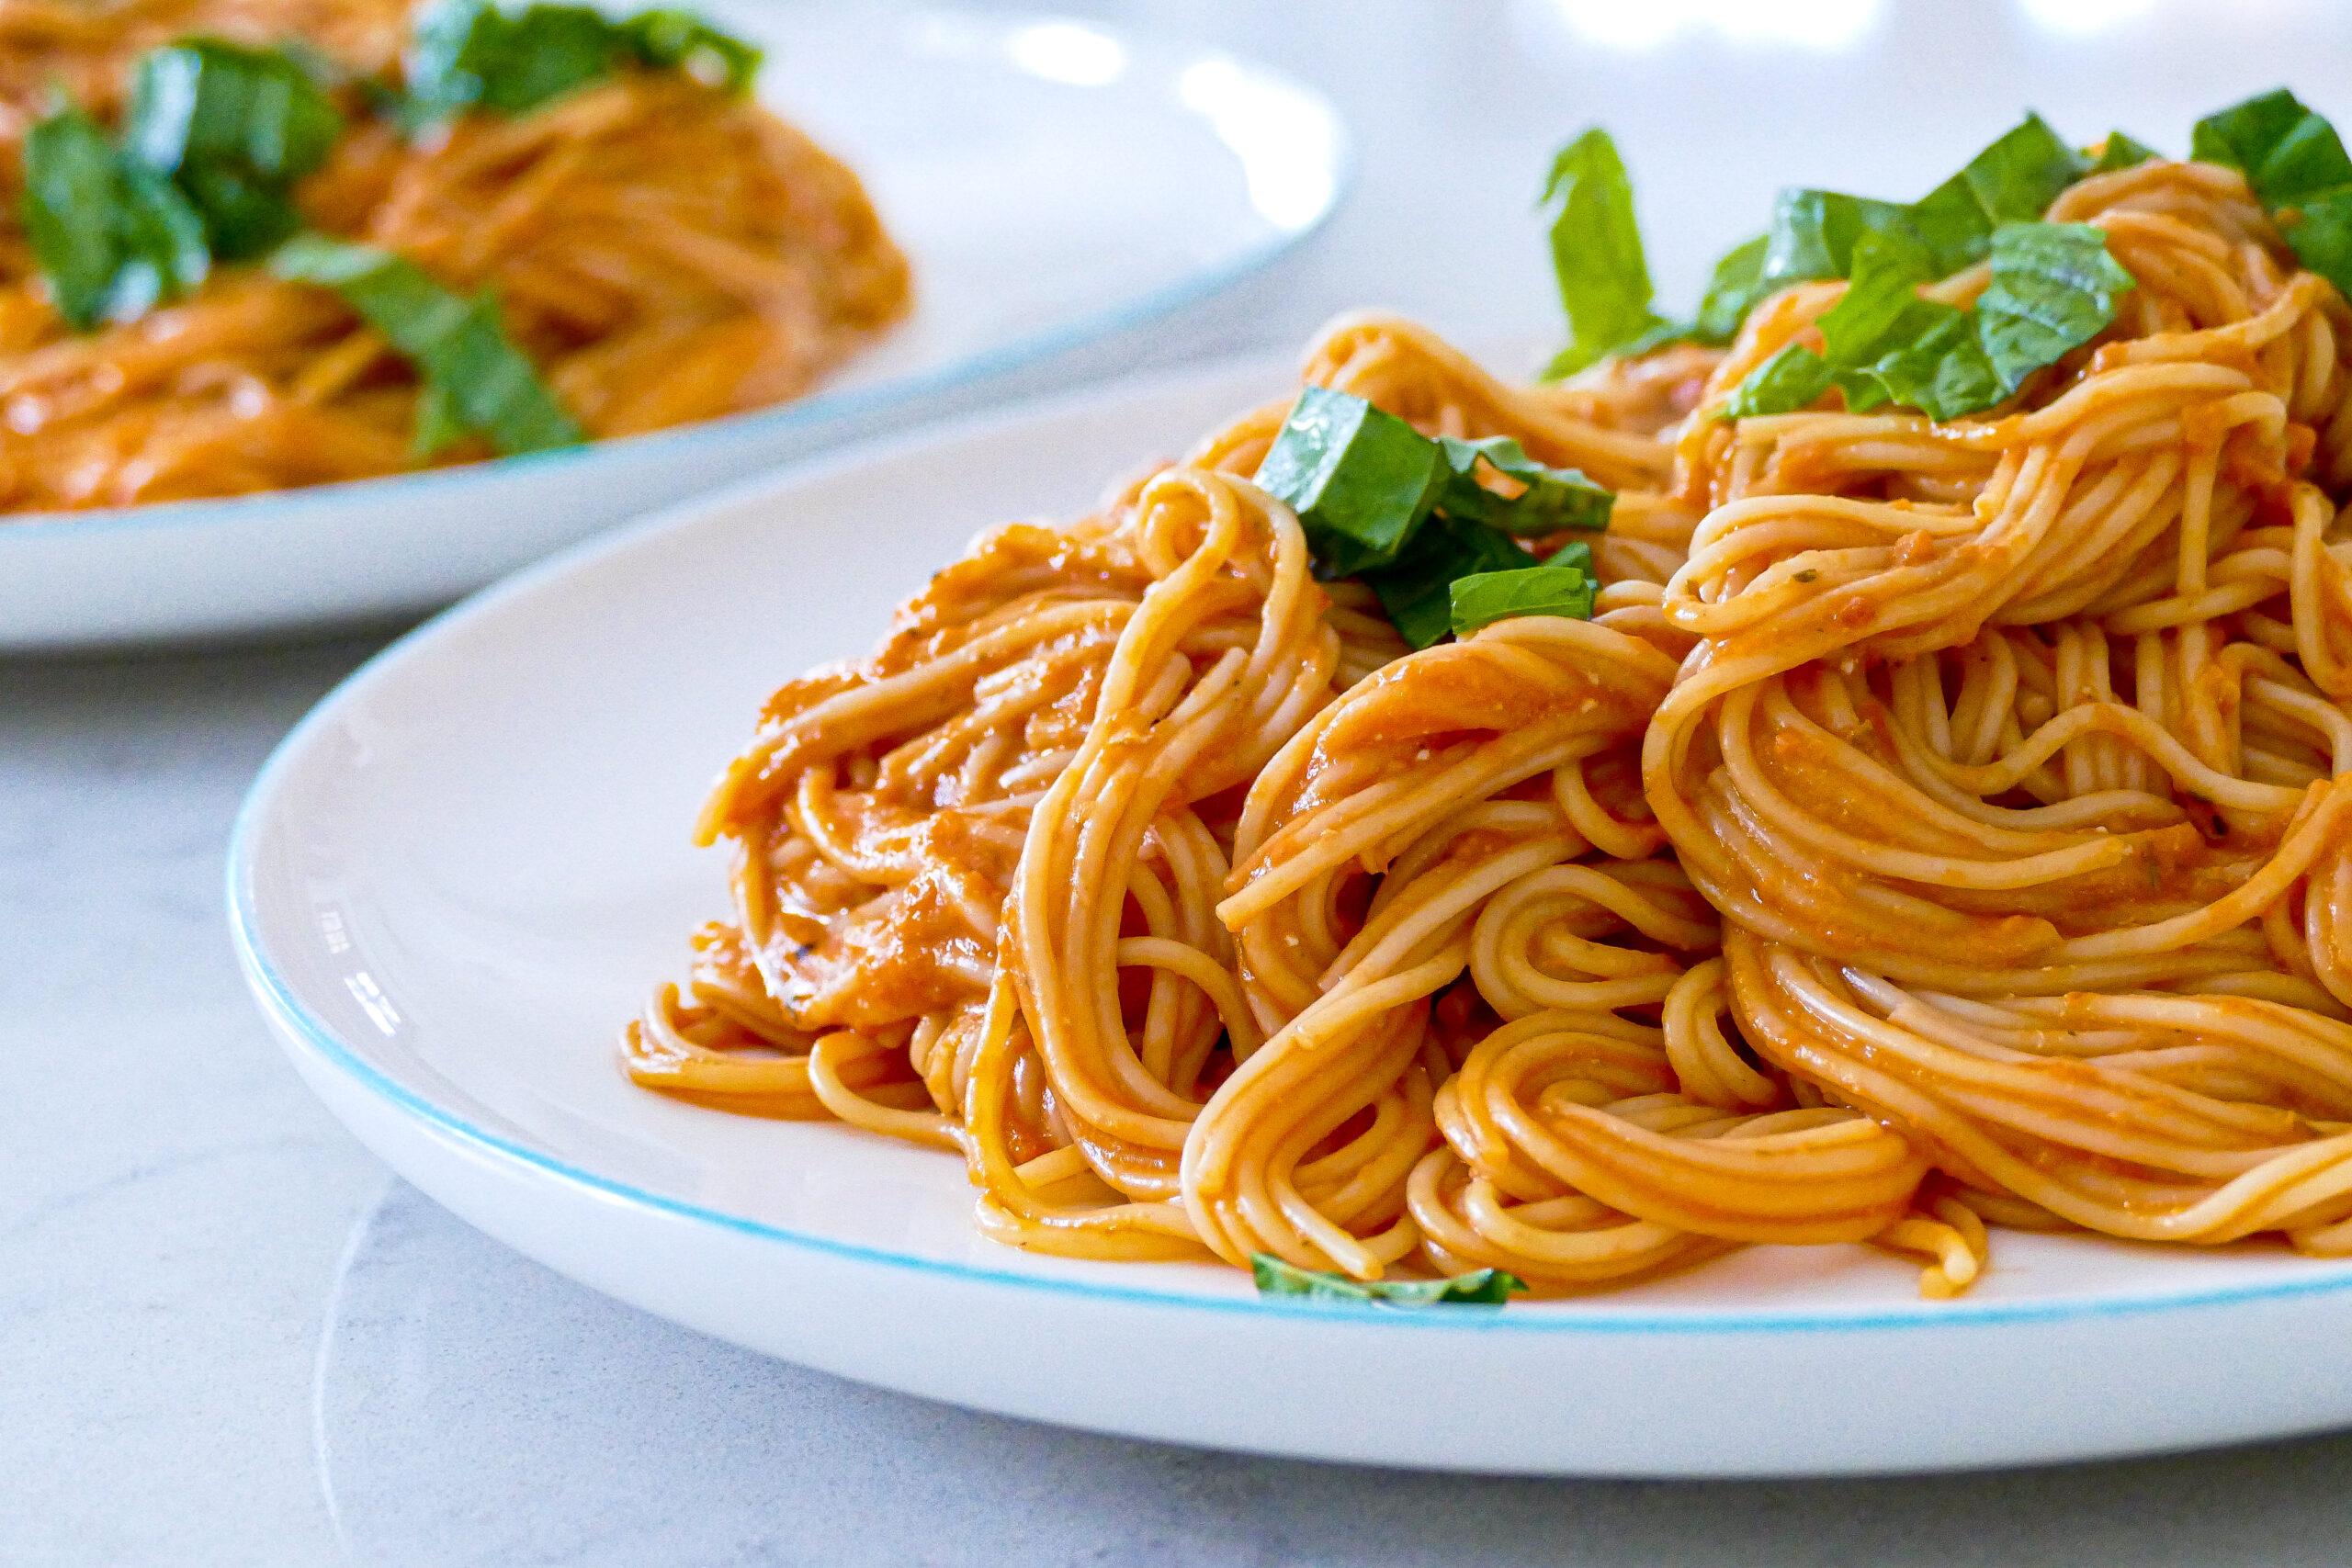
[0,0,907,509]
[631,154,2352,1298]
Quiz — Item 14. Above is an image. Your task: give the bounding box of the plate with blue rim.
[232,350,2352,1477]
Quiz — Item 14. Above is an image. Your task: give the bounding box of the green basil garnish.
[1250,1252,1528,1306]
[1721,339,1838,421]
[1759,188,1922,294]
[1253,384,1448,577]
[25,39,340,328]
[270,232,582,457]
[2191,88,2352,301]
[2085,130,2160,175]
[1363,512,1536,650]
[1449,557,1595,637]
[1255,387,1614,649]
[1538,134,1776,372]
[1975,221,2138,389]
[1432,434,1613,536]
[626,9,761,87]
[1765,114,2086,294]
[1539,127,1674,378]
[404,0,762,126]
[21,105,210,329]
[1545,117,2092,374]
[1724,220,2131,422]
[1800,230,2007,419]
[1692,232,1771,344]
[127,40,343,260]
[1904,113,2089,276]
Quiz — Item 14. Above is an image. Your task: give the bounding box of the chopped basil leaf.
[127,40,344,259]
[1254,389,1615,569]
[1904,181,1994,280]
[1845,310,2002,422]
[2193,88,2352,208]
[1363,513,1533,650]
[409,0,622,118]
[1544,536,1594,578]
[1764,114,2086,293]
[1540,115,2095,361]
[1813,231,1951,368]
[1905,113,2086,276]
[1250,1252,1527,1306]
[1722,341,1835,419]
[2191,88,2352,299]
[173,164,302,260]
[22,105,210,329]
[405,0,762,125]
[1694,232,1770,343]
[1450,561,1595,636]
[1434,434,1614,536]
[127,41,341,183]
[1812,231,2004,419]
[1254,388,1615,648]
[1974,220,2137,390]
[1961,112,2091,220]
[626,8,763,89]
[1725,220,2128,422]
[2290,193,2352,297]
[1761,188,1923,289]
[1726,117,2133,422]
[270,232,583,456]
[1254,384,1446,576]
[2086,130,2160,174]
[1540,127,1674,378]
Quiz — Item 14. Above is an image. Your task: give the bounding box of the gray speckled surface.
[17,1,2352,1561]
[321,1181,2352,1568]
[6,639,396,1566]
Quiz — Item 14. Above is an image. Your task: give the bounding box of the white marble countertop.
[16,2,2352,1562]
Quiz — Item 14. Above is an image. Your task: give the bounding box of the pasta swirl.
[633,156,2352,1297]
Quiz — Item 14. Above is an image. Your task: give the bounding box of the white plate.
[0,5,1344,651]
[232,355,2352,1478]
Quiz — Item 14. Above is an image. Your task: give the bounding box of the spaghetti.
[0,0,907,510]
[629,131,2352,1300]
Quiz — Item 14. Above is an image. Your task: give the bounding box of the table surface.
[17,2,2352,1562]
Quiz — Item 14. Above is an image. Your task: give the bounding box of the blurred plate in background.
[0,4,1345,652]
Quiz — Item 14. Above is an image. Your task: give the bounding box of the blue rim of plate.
[225,359,2352,1338]
[1,26,1352,543]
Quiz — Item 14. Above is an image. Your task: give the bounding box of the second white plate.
[1,4,1345,649]
[232,355,2352,1477]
